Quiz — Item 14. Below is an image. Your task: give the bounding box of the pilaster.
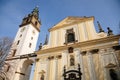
[62,50,68,68]
[99,49,108,80]
[87,51,97,80]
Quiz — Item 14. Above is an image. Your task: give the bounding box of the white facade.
[5,7,41,80]
[13,24,39,56]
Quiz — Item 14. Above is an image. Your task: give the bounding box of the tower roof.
[31,7,39,19]
[19,7,41,32]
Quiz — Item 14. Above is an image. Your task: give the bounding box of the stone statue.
[40,74,44,80]
[70,55,75,66]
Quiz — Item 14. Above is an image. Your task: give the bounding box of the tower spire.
[97,21,104,33]
[31,6,39,19]
[44,34,48,45]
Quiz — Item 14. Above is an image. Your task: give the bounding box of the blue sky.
[0,0,120,49]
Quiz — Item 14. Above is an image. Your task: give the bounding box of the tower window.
[17,40,20,45]
[20,34,22,37]
[12,49,16,56]
[6,65,10,72]
[31,37,33,40]
[29,43,32,48]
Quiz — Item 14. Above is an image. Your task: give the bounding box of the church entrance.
[63,64,82,80]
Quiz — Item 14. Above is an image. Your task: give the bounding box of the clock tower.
[6,7,41,80]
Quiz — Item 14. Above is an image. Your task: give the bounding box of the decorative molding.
[48,56,54,60]
[56,55,62,59]
[81,51,87,55]
[89,49,99,54]
[37,35,120,54]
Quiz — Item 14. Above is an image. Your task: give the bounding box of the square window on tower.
[17,40,20,45]
[29,43,32,48]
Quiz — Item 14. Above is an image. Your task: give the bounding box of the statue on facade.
[40,74,44,80]
[70,55,75,66]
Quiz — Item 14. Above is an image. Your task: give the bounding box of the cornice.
[19,22,40,32]
[36,35,120,54]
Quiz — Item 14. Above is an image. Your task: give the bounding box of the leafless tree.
[0,37,12,80]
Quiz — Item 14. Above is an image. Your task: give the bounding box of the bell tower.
[13,7,41,56]
[6,7,41,80]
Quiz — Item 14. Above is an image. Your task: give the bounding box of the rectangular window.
[17,40,20,45]
[29,43,32,48]
[12,49,16,56]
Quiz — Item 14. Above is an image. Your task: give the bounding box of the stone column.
[56,55,62,80]
[46,58,50,80]
[62,50,68,68]
[48,56,54,80]
[80,52,86,80]
[53,57,58,80]
[61,50,68,80]
[87,51,97,80]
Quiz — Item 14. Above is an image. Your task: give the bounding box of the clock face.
[21,27,25,32]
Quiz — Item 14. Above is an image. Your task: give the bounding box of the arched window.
[67,33,75,43]
[65,28,76,44]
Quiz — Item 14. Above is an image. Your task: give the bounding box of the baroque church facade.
[33,16,120,80]
[3,8,120,80]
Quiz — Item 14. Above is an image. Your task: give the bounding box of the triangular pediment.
[49,16,94,31]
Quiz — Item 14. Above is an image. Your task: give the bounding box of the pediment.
[49,16,94,31]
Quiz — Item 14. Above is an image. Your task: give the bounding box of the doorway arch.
[19,59,34,80]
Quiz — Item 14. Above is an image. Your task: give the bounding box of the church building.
[33,16,120,80]
[3,8,120,80]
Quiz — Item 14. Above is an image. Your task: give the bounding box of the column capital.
[74,48,80,52]
[48,56,54,60]
[56,55,62,59]
[89,49,99,54]
[99,49,106,53]
[62,50,68,54]
[81,51,87,55]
